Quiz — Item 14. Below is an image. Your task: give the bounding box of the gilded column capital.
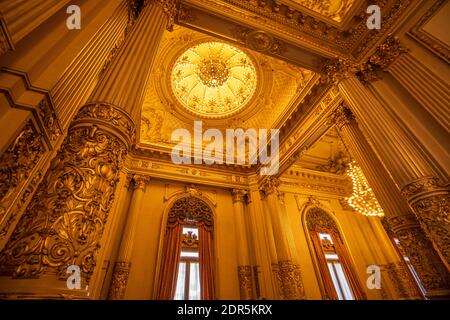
[108,261,132,300]
[323,35,409,85]
[155,0,178,31]
[259,177,281,198]
[331,104,355,129]
[131,174,151,191]
[231,189,247,204]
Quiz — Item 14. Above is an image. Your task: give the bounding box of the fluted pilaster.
[231,188,253,300]
[259,177,303,299]
[0,1,167,297]
[109,174,150,300]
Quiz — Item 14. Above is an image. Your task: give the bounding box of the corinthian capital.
[131,174,151,191]
[231,189,248,204]
[331,105,355,129]
[156,0,178,31]
[259,177,281,198]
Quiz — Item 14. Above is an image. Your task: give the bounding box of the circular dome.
[170,41,257,117]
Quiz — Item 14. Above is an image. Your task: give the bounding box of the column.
[109,174,149,300]
[259,177,303,300]
[332,105,450,298]
[0,0,130,251]
[0,0,70,54]
[0,1,174,298]
[339,74,450,268]
[231,189,253,300]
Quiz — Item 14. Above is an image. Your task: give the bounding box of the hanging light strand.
[345,161,384,217]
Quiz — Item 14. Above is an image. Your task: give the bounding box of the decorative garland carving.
[0,121,45,224]
[167,196,213,227]
[108,261,131,300]
[237,265,253,300]
[0,112,129,281]
[181,230,198,248]
[231,27,287,55]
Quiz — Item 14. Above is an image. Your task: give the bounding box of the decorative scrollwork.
[237,265,253,300]
[108,261,131,300]
[168,196,213,227]
[383,214,450,294]
[0,122,128,281]
[0,121,45,221]
[305,207,339,234]
[277,260,304,300]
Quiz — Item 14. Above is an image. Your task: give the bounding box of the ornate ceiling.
[285,0,356,22]
[171,41,258,118]
[140,25,314,146]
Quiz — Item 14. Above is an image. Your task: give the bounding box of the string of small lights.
[346,161,384,217]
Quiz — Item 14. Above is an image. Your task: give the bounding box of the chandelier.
[346,161,384,217]
[171,41,257,117]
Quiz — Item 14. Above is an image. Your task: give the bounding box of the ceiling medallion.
[171,41,257,117]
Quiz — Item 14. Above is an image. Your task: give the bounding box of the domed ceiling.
[171,41,258,117]
[139,26,315,146]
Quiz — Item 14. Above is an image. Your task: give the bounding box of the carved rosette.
[237,265,253,300]
[277,260,303,300]
[383,214,450,296]
[108,261,131,300]
[0,104,135,283]
[402,177,449,265]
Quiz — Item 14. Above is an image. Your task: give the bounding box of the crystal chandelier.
[346,161,384,217]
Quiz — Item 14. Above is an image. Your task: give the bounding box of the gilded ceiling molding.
[323,35,409,85]
[189,0,412,61]
[316,151,351,175]
[231,27,288,55]
[407,0,449,63]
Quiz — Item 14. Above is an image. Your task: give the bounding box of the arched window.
[306,207,366,300]
[156,196,215,300]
